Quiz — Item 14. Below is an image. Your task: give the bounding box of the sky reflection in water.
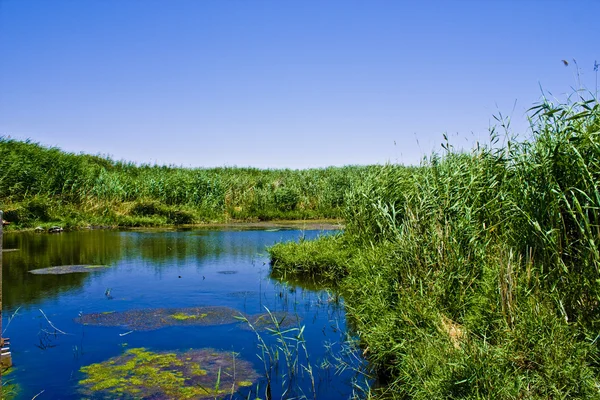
[2,229,367,399]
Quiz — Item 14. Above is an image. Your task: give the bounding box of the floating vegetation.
[0,381,19,400]
[217,270,238,275]
[171,312,208,321]
[29,265,109,275]
[75,306,240,330]
[0,367,19,400]
[76,306,302,333]
[79,347,258,399]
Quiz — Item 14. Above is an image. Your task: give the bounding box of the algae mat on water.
[29,265,109,274]
[75,306,240,330]
[79,347,258,399]
[76,307,304,332]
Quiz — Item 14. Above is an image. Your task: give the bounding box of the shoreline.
[1,219,344,234]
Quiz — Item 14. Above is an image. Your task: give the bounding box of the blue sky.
[1,1,598,169]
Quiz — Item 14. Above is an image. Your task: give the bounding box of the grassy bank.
[0,139,375,229]
[269,96,600,398]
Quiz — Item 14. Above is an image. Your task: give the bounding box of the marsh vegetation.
[3,94,599,398]
[1,229,358,399]
[0,138,372,228]
[270,96,600,398]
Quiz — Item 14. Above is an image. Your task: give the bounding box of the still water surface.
[2,228,365,399]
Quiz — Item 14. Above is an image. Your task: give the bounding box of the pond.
[1,228,368,399]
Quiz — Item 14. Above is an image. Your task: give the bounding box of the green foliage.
[167,210,195,225]
[274,186,300,211]
[130,200,164,216]
[237,308,317,399]
[0,138,373,228]
[269,96,600,398]
[269,233,351,282]
[0,368,19,400]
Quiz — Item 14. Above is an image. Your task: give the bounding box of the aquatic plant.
[75,306,240,330]
[171,312,208,321]
[0,367,19,400]
[237,308,317,400]
[241,311,302,332]
[269,233,351,282]
[76,306,303,335]
[79,347,258,399]
[269,95,600,398]
[28,265,109,274]
[1,307,21,336]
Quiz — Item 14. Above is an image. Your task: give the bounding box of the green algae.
[79,347,258,399]
[75,306,240,330]
[77,306,302,333]
[171,312,208,321]
[190,363,208,376]
[1,384,20,400]
[1,367,20,400]
[29,265,109,275]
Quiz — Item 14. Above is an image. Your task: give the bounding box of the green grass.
[269,233,352,282]
[4,90,600,398]
[269,95,600,398]
[0,139,375,228]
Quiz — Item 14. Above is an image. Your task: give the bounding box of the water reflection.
[2,231,122,310]
[1,228,368,400]
[2,230,272,310]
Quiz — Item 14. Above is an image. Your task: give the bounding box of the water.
[2,228,366,399]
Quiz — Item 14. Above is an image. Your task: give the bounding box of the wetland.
[1,228,366,399]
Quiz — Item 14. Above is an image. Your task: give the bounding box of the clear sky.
[1,1,598,169]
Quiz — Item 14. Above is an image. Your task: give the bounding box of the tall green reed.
[0,138,371,228]
[269,94,600,398]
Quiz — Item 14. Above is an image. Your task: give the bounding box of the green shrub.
[2,207,23,224]
[24,198,51,222]
[274,187,299,211]
[130,200,164,216]
[166,210,194,225]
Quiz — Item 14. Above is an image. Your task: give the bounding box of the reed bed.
[3,93,599,398]
[269,96,600,398]
[0,139,372,228]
